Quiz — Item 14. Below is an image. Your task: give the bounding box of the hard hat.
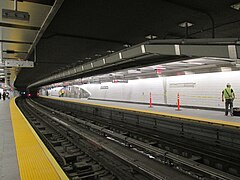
[227,83,231,86]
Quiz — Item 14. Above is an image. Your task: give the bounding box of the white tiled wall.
[82,78,165,103]
[81,71,240,108]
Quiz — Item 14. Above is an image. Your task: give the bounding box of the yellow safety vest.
[223,88,233,99]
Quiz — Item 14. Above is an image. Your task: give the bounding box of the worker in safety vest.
[222,83,235,116]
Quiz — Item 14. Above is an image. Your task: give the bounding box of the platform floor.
[0,99,20,180]
[0,98,68,180]
[10,97,68,180]
[45,96,240,127]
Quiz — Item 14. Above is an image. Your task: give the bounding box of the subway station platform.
[43,96,240,128]
[0,98,68,180]
[0,99,19,180]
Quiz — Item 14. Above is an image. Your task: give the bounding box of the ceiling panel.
[0,1,51,27]
[1,27,38,42]
[3,43,31,51]
[3,52,27,60]
[0,0,56,86]
[11,0,240,88]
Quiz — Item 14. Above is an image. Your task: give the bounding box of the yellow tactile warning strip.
[42,96,240,128]
[10,97,68,180]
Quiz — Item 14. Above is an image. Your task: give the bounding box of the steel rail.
[25,99,176,180]
[30,98,240,180]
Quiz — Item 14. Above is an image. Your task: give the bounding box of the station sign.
[2,9,30,21]
[4,60,34,68]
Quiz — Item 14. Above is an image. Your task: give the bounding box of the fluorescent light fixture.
[187,62,205,65]
[145,35,158,40]
[221,67,232,72]
[231,2,240,10]
[154,67,166,70]
[178,22,194,28]
[128,70,141,74]
[184,71,194,75]
[123,44,131,48]
[107,50,115,53]
[95,54,101,57]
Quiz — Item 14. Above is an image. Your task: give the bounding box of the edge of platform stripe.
[41,96,240,128]
[11,97,69,180]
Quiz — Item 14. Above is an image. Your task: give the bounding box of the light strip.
[174,45,180,55]
[228,45,237,59]
[141,45,146,53]
[119,52,123,59]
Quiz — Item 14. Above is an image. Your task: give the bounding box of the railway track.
[17,97,194,180]
[32,97,240,180]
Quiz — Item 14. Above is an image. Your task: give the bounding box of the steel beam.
[0,22,40,31]
[25,0,65,60]
[28,38,240,89]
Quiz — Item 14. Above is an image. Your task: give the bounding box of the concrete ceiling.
[1,0,240,89]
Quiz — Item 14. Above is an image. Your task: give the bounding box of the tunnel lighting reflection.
[184,71,194,75]
[178,21,194,27]
[221,67,232,72]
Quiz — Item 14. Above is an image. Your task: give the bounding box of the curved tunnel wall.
[47,71,240,109]
[81,71,240,109]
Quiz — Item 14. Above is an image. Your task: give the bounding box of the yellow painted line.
[41,96,240,128]
[10,97,68,180]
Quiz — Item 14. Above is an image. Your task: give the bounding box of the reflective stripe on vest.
[224,88,233,99]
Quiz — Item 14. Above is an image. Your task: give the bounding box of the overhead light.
[107,50,115,53]
[231,2,240,10]
[221,67,232,72]
[85,57,91,60]
[183,61,205,65]
[178,22,194,28]
[123,44,131,48]
[184,71,194,75]
[154,65,166,70]
[128,70,141,74]
[95,54,101,57]
[145,35,158,40]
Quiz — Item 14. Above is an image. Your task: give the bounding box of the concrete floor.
[0,99,20,180]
